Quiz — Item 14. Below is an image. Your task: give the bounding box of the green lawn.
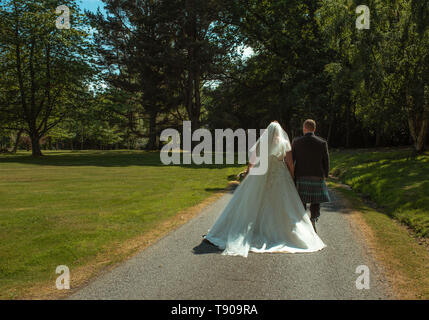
[330,148,429,237]
[0,150,244,299]
[2,148,427,299]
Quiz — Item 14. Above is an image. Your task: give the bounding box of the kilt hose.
[296,176,331,222]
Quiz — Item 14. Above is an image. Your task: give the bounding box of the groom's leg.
[309,203,320,233]
[310,203,320,221]
[309,203,320,221]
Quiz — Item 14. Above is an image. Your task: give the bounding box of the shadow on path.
[193,239,223,255]
[322,189,350,214]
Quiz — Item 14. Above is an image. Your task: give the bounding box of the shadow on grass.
[205,187,229,192]
[329,147,429,237]
[331,150,429,215]
[0,150,245,169]
[205,183,238,193]
[326,184,376,213]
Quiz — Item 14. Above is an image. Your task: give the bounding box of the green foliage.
[203,0,428,149]
[331,148,429,237]
[0,0,427,153]
[317,0,428,149]
[205,0,332,137]
[0,0,94,156]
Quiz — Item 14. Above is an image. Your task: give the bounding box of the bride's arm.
[244,161,254,176]
[244,147,257,176]
[284,151,294,179]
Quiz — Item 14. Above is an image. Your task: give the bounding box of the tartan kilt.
[296,176,331,204]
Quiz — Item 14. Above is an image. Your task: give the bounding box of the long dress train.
[204,122,326,257]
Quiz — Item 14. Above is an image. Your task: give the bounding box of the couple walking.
[204,120,330,257]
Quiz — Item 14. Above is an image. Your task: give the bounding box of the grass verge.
[328,180,429,299]
[330,148,429,237]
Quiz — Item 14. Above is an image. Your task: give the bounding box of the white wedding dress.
[204,122,326,257]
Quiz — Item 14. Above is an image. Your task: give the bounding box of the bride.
[204,121,326,257]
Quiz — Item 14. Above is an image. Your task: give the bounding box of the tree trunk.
[327,113,334,144]
[407,93,428,153]
[375,126,382,147]
[409,116,428,153]
[81,123,84,150]
[146,110,158,150]
[30,133,42,157]
[192,70,201,130]
[12,128,24,153]
[345,104,350,148]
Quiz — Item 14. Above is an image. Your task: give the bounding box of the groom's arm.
[291,138,296,163]
[322,141,330,178]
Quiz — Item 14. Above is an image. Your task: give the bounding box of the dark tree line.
[205,0,428,151]
[0,0,427,156]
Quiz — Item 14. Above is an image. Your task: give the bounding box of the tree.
[400,0,429,152]
[205,0,332,138]
[88,0,239,150]
[0,0,93,156]
[317,0,426,149]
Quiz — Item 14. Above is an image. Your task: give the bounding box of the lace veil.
[248,122,291,175]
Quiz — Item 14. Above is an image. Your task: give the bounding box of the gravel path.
[69,189,392,300]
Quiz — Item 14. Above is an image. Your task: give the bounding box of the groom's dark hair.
[304,119,316,131]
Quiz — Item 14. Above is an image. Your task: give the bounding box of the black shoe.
[202,238,216,246]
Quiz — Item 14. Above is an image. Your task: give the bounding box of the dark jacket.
[292,132,330,179]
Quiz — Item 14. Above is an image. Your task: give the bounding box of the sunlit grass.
[331,148,429,237]
[0,150,244,299]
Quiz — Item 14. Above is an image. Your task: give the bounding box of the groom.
[292,119,331,233]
